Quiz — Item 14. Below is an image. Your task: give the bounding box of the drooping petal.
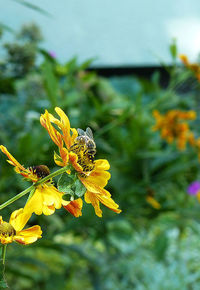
[62,198,83,217]
[95,192,121,214]
[70,128,78,145]
[59,147,69,166]
[80,178,109,194]
[55,107,71,148]
[85,170,111,188]
[24,184,63,216]
[0,145,26,170]
[9,208,31,232]
[40,110,63,148]
[85,191,102,217]
[0,146,38,182]
[69,152,83,172]
[14,225,42,245]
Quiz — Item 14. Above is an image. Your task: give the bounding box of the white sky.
[1,0,200,66]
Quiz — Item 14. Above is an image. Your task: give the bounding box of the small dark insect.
[30,165,50,179]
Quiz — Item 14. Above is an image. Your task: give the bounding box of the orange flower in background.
[179,54,200,82]
[0,208,42,245]
[0,145,63,216]
[146,196,161,210]
[153,109,196,150]
[62,198,83,217]
[40,107,121,217]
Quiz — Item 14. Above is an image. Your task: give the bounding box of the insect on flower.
[70,127,97,172]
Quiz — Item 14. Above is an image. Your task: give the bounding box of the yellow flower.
[0,208,42,245]
[40,107,121,217]
[146,196,161,210]
[179,54,200,82]
[0,145,63,216]
[153,109,196,150]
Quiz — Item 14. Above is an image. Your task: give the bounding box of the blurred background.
[1,1,200,289]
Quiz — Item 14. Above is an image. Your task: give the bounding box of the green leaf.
[0,280,8,288]
[11,0,51,17]
[74,179,86,197]
[57,173,74,196]
[153,231,168,261]
[54,151,63,164]
[41,58,59,108]
[169,38,177,60]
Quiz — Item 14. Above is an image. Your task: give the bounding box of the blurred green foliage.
[1,24,200,289]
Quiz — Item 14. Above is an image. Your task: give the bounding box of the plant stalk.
[2,245,7,265]
[0,165,69,211]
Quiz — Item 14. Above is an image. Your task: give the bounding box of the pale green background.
[1,0,200,66]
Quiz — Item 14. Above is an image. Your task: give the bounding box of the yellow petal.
[24,185,63,216]
[0,146,38,182]
[85,170,111,188]
[80,178,110,195]
[0,236,13,244]
[70,128,78,145]
[14,225,42,245]
[94,159,110,171]
[0,145,26,171]
[9,208,31,232]
[55,107,71,148]
[96,192,121,214]
[40,110,63,148]
[69,152,83,172]
[0,216,3,224]
[85,191,102,217]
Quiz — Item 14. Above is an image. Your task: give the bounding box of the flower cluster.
[153,109,196,150]
[179,54,200,82]
[0,107,121,247]
[187,181,200,202]
[40,107,121,217]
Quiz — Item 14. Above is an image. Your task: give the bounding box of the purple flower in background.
[187,181,200,195]
[49,51,56,59]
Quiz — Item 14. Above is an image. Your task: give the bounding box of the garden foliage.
[1,24,200,289]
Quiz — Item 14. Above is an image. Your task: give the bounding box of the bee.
[30,165,50,179]
[70,127,96,172]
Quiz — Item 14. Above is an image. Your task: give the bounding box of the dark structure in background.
[89,66,170,87]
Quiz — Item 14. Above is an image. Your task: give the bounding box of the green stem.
[0,165,70,211]
[25,188,36,204]
[2,245,7,265]
[34,165,70,186]
[0,185,34,211]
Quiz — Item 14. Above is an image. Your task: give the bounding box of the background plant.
[1,24,200,289]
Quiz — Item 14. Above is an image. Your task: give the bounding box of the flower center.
[0,222,16,238]
[30,165,50,178]
[70,144,95,172]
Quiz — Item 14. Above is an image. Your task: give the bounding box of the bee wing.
[77,128,86,136]
[86,127,94,139]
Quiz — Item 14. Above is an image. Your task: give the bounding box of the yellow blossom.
[40,107,121,217]
[179,54,200,82]
[0,208,42,245]
[153,109,196,150]
[0,145,63,216]
[146,196,161,210]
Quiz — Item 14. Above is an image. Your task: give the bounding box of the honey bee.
[70,127,96,172]
[30,165,50,179]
